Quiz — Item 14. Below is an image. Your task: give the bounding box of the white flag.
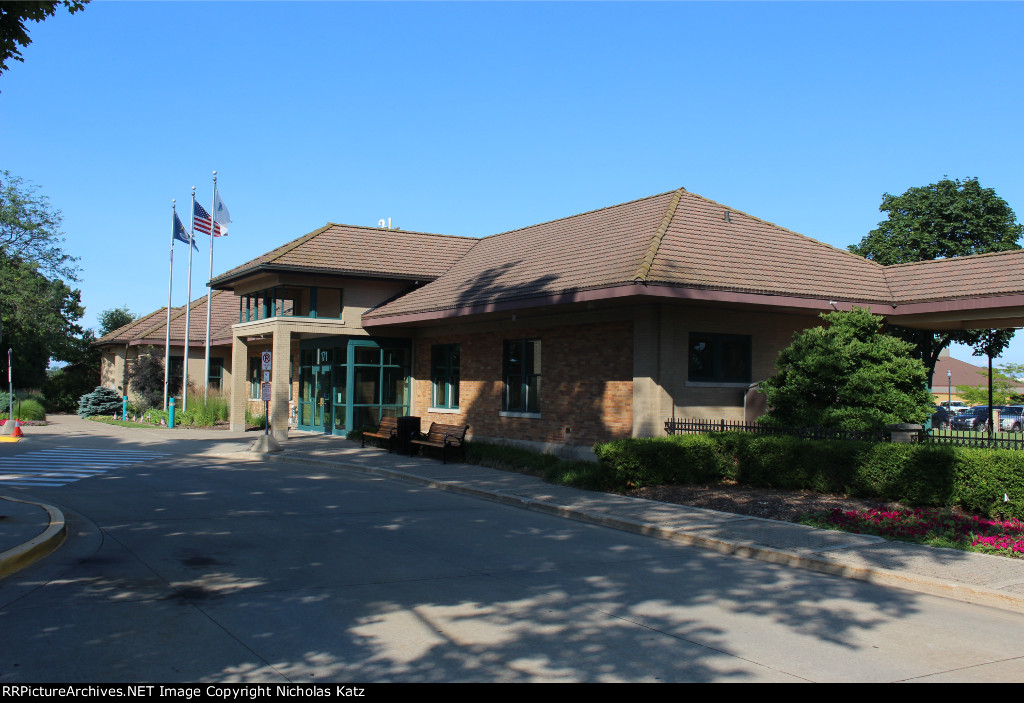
[214,188,232,227]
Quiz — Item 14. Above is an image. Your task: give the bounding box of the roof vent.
[724,210,731,222]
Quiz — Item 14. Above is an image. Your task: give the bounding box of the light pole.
[947,368,952,410]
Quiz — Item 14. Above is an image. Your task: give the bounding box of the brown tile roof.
[932,355,991,390]
[210,223,477,287]
[364,190,680,319]
[364,188,897,321]
[93,290,238,347]
[94,306,176,345]
[140,187,1024,333]
[646,190,892,302]
[885,249,1024,304]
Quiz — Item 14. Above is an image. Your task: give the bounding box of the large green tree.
[0,1,89,76]
[849,177,1023,381]
[98,305,135,337]
[0,171,86,389]
[0,252,85,387]
[761,308,935,433]
[0,169,79,280]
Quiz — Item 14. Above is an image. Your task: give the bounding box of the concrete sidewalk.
[4,417,1024,614]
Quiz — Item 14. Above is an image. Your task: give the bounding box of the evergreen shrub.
[78,386,123,418]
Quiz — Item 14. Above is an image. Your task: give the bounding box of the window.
[431,344,460,409]
[248,356,260,399]
[503,339,540,413]
[688,333,751,383]
[207,358,224,391]
[238,286,343,322]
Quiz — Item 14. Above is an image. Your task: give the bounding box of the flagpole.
[164,201,177,412]
[204,171,216,401]
[184,187,197,413]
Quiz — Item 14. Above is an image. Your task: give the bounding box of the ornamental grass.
[801,507,1024,558]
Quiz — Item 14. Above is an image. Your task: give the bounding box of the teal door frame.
[298,346,333,433]
[298,337,411,436]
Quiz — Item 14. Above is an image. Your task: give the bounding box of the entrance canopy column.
[272,329,291,441]
[229,334,249,433]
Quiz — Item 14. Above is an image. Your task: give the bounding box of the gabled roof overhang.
[363,282,1024,332]
[883,293,1024,331]
[362,282,897,328]
[209,264,434,290]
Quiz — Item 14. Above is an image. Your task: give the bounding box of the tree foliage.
[849,177,1023,265]
[761,308,935,432]
[0,253,85,387]
[0,170,79,280]
[99,306,135,337]
[0,171,87,388]
[955,368,1022,407]
[0,1,89,76]
[126,348,167,411]
[848,178,1023,381]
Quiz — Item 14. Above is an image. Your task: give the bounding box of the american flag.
[193,201,227,237]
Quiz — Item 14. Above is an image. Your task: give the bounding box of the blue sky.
[3,1,1023,366]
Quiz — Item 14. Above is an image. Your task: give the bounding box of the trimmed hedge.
[593,432,1024,519]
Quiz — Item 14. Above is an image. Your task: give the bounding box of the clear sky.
[3,1,1023,367]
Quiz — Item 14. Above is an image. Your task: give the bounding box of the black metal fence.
[921,428,1024,451]
[663,418,888,443]
[664,417,1024,450]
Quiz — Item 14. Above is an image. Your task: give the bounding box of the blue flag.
[173,212,198,251]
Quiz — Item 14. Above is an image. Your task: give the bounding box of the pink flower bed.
[804,507,1024,557]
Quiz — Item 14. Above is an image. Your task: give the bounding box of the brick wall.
[413,320,633,446]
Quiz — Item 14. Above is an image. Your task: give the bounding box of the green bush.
[593,434,1024,519]
[594,434,728,488]
[43,364,97,412]
[78,386,123,418]
[246,408,266,427]
[6,398,47,421]
[143,408,168,425]
[761,308,935,432]
[952,449,1024,518]
[465,441,562,477]
[463,441,607,490]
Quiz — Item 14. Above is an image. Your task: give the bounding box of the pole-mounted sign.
[261,351,272,435]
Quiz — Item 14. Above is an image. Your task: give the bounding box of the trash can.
[395,416,421,455]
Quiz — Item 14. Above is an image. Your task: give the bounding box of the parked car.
[1000,405,1024,432]
[940,400,970,415]
[950,405,1006,432]
[930,405,951,430]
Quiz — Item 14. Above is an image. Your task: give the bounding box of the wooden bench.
[410,422,469,464]
[362,416,399,452]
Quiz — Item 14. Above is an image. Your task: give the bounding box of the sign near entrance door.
[261,351,272,371]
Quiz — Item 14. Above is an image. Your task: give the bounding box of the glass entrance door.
[298,348,332,433]
[299,337,410,435]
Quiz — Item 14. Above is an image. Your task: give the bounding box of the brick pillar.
[272,328,291,441]
[229,334,249,433]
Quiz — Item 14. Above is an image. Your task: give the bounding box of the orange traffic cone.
[11,421,24,438]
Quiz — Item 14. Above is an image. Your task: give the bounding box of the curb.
[207,449,1024,615]
[0,496,68,580]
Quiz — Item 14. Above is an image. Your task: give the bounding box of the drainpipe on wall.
[123,343,130,395]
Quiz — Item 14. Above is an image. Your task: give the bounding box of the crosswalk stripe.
[0,447,170,488]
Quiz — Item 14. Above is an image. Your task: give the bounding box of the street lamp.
[947,369,952,410]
